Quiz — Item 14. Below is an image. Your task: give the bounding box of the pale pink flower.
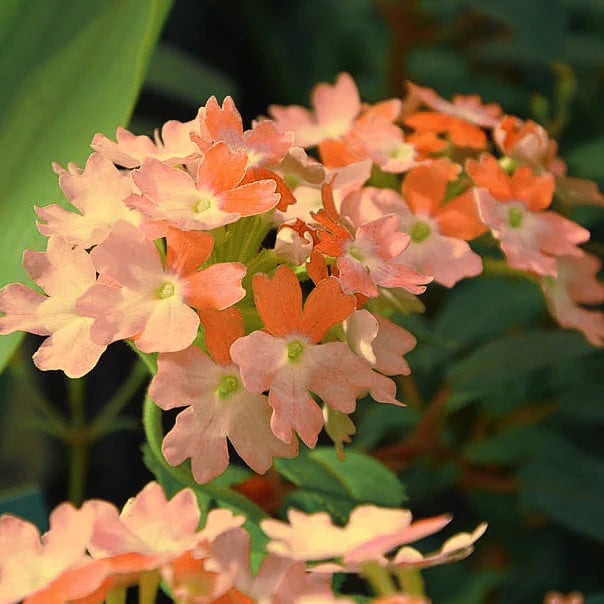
[149,307,298,484]
[274,223,314,265]
[128,142,280,232]
[261,505,452,566]
[314,210,431,298]
[77,222,245,353]
[0,504,108,604]
[86,482,244,580]
[343,310,416,376]
[392,522,488,569]
[230,266,398,447]
[343,113,420,173]
[541,254,604,346]
[342,160,485,287]
[269,72,401,157]
[407,81,502,128]
[274,158,371,225]
[36,153,140,248]
[195,96,293,168]
[91,115,202,168]
[205,527,334,603]
[0,237,106,377]
[468,155,589,276]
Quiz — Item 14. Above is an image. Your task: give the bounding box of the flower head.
[230,266,398,447]
[148,307,298,483]
[77,222,245,353]
[0,237,106,377]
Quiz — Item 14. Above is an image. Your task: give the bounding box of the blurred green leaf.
[567,138,604,180]
[146,42,236,107]
[447,330,595,404]
[519,440,604,541]
[464,426,566,466]
[0,0,173,373]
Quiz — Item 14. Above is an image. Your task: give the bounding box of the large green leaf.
[275,447,406,521]
[0,0,173,372]
[519,440,604,541]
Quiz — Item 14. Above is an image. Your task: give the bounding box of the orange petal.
[244,167,295,211]
[510,165,554,211]
[403,159,459,216]
[437,190,487,240]
[219,180,279,216]
[204,95,243,141]
[196,142,247,193]
[319,138,360,168]
[447,118,487,148]
[185,263,246,310]
[253,265,302,336]
[406,131,447,155]
[166,227,214,275]
[465,154,512,200]
[301,277,355,343]
[307,249,329,285]
[198,307,244,365]
[403,111,453,133]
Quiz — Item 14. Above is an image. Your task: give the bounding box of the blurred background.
[1,1,603,602]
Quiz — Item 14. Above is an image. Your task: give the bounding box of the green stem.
[361,561,397,596]
[9,353,68,436]
[67,377,88,506]
[143,396,192,486]
[396,568,426,598]
[88,361,149,439]
[138,570,160,604]
[106,587,127,604]
[125,340,157,375]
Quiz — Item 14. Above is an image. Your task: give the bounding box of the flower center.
[347,244,365,262]
[194,193,214,213]
[287,339,305,362]
[410,221,431,243]
[216,374,241,400]
[156,282,175,299]
[508,207,523,228]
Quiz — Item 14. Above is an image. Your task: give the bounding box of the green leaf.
[464,426,566,466]
[146,43,236,107]
[447,330,595,404]
[518,440,604,541]
[0,486,47,531]
[0,0,173,373]
[275,447,406,520]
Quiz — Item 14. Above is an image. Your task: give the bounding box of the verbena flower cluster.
[0,74,601,602]
[0,481,484,603]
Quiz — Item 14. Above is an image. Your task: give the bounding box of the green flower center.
[508,207,523,228]
[194,193,213,213]
[283,173,301,190]
[156,282,175,299]
[410,221,431,243]
[287,339,305,362]
[348,244,365,262]
[216,374,241,400]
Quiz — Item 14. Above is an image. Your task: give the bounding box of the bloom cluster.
[0,481,485,603]
[1,72,601,602]
[0,74,602,485]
